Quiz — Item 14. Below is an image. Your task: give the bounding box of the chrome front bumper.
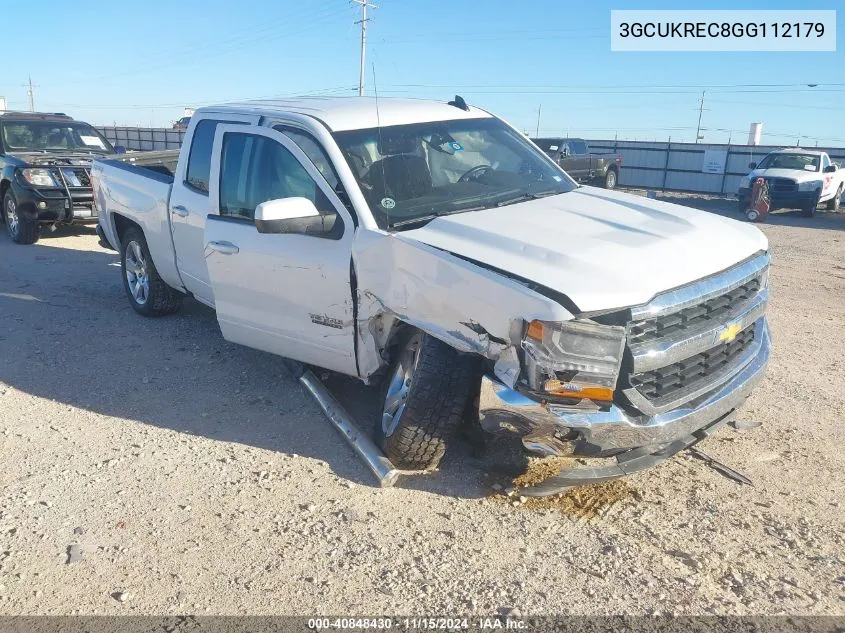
[479,318,771,457]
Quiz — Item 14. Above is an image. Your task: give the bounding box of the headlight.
[20,168,58,187]
[798,180,821,191]
[521,319,626,404]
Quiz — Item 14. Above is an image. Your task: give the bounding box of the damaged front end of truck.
[353,232,770,494]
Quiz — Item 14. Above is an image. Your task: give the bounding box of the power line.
[23,75,37,111]
[53,3,354,87]
[353,0,377,96]
[695,90,705,143]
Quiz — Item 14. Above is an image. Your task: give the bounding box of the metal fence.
[588,139,845,196]
[95,126,845,197]
[97,126,185,151]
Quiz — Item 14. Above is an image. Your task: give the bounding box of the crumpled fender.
[352,231,573,386]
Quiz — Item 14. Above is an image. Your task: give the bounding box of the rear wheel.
[603,169,618,190]
[4,191,39,244]
[376,330,479,470]
[826,185,842,211]
[802,202,817,218]
[120,226,183,316]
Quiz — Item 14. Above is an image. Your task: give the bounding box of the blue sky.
[3,0,842,145]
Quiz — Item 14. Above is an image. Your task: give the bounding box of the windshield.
[333,117,575,230]
[1,121,114,154]
[756,153,820,172]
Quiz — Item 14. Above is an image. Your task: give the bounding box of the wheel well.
[112,213,142,246]
[0,179,9,213]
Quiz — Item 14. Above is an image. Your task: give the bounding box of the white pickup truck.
[737,148,844,216]
[93,97,771,492]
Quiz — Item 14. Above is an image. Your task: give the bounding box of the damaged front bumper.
[479,319,771,494]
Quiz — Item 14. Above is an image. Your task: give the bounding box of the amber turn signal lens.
[526,320,545,340]
[543,379,614,402]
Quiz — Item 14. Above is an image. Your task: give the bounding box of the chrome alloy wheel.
[5,196,19,238]
[124,240,150,305]
[382,334,422,436]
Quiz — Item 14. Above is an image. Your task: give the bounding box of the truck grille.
[629,327,755,402]
[766,177,797,193]
[628,278,761,343]
[622,254,769,415]
[50,167,92,188]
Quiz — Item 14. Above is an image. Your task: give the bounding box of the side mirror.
[114,145,127,155]
[254,197,334,235]
[561,147,570,157]
[823,164,836,173]
[748,162,757,169]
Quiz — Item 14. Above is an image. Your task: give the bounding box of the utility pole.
[695,90,705,143]
[24,75,37,112]
[353,0,377,96]
[535,104,541,137]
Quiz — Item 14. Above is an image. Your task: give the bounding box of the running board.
[297,369,400,488]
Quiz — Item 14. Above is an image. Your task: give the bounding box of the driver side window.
[218,132,342,238]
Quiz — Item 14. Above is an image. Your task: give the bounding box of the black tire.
[120,226,183,316]
[603,168,618,190]
[801,203,816,218]
[3,190,39,244]
[376,330,479,470]
[826,185,842,211]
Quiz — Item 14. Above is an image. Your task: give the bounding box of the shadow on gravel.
[0,232,492,497]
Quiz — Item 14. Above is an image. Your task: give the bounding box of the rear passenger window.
[185,119,246,194]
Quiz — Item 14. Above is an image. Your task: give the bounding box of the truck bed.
[112,150,180,180]
[92,155,181,290]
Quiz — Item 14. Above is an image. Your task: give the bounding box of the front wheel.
[4,191,39,244]
[801,203,817,218]
[120,226,183,316]
[376,331,479,470]
[826,185,842,211]
[603,169,618,189]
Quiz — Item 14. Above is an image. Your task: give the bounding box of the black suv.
[0,112,116,244]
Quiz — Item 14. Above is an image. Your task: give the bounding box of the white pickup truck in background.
[737,148,844,216]
[93,97,771,492]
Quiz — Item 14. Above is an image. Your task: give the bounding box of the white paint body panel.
[403,186,768,313]
[214,97,492,132]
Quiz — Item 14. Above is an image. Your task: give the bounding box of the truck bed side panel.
[93,159,183,291]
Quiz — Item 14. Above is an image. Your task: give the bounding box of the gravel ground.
[0,199,843,616]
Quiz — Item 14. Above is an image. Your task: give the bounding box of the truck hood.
[401,186,768,313]
[748,167,823,183]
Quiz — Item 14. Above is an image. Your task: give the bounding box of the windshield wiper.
[387,206,487,229]
[494,189,564,207]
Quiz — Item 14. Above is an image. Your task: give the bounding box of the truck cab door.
[203,124,358,376]
[169,113,259,305]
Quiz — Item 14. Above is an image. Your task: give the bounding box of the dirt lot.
[0,199,844,616]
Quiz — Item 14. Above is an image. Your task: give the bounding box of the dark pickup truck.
[0,111,117,244]
[531,137,622,189]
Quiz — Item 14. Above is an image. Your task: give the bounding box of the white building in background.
[0,96,7,112]
[747,122,763,146]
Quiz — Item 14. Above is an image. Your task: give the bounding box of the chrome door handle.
[171,205,189,217]
[208,240,239,255]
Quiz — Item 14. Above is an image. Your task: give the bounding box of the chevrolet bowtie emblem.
[719,322,743,343]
